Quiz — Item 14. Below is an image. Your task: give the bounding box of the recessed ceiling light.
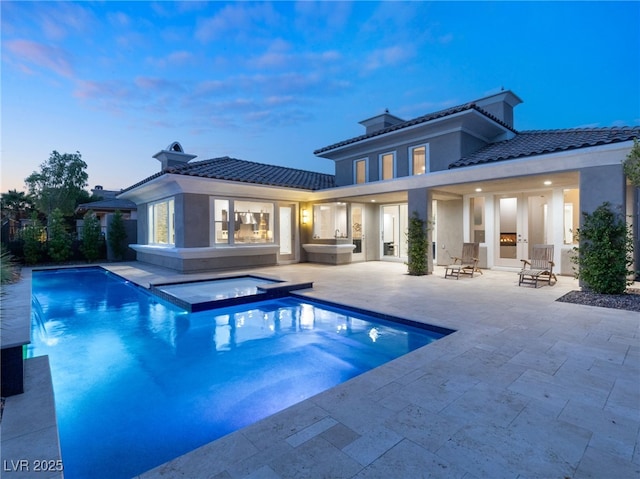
[544,180,552,186]
[475,188,482,192]
[371,199,376,202]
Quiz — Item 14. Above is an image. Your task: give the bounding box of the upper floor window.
[148,197,174,245]
[410,145,428,175]
[380,152,395,180]
[355,159,367,184]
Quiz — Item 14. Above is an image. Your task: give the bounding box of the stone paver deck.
[2,261,639,478]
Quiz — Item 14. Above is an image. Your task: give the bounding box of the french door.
[381,204,408,260]
[278,204,296,262]
[495,193,550,267]
[351,204,365,262]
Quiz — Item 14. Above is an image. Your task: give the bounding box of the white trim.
[120,174,316,204]
[354,157,368,184]
[378,151,396,180]
[409,144,430,175]
[130,244,279,259]
[311,141,633,201]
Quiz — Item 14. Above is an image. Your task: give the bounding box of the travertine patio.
[2,261,638,478]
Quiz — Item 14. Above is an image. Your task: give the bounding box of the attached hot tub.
[150,275,313,312]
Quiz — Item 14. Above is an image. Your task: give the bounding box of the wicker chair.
[445,242,482,279]
[518,244,557,287]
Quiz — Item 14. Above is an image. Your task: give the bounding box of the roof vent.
[169,141,183,152]
[153,141,197,170]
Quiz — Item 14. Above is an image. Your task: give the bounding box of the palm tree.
[1,189,35,221]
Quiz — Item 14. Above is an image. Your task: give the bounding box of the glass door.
[351,204,365,262]
[278,204,295,262]
[381,204,408,261]
[495,193,549,267]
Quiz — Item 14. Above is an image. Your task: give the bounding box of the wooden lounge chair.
[445,242,482,279]
[518,244,557,287]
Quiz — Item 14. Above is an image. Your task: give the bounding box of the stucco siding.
[182,193,210,248]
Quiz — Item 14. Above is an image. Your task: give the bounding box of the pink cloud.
[5,40,74,78]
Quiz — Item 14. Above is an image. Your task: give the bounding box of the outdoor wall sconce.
[302,209,309,225]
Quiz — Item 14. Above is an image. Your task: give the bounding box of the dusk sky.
[2,1,639,194]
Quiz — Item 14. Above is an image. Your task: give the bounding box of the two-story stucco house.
[119,90,639,276]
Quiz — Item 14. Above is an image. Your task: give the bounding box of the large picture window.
[313,203,347,239]
[234,200,274,244]
[148,197,174,245]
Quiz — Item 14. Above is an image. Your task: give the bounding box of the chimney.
[359,109,405,134]
[474,90,523,128]
[153,141,197,170]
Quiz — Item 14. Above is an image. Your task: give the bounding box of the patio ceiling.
[432,170,580,197]
[330,170,580,204]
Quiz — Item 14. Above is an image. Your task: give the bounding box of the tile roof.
[449,127,640,169]
[314,102,516,155]
[122,157,335,192]
[76,198,137,212]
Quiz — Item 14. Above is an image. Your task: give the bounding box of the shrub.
[405,210,430,276]
[571,202,635,294]
[80,210,103,262]
[108,210,127,261]
[22,213,45,265]
[48,208,72,263]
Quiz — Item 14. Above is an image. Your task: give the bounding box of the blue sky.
[2,1,639,193]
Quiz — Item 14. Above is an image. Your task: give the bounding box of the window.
[355,159,367,184]
[148,197,174,245]
[470,197,485,243]
[380,153,394,180]
[312,203,347,239]
[212,199,229,244]
[234,200,274,244]
[410,145,427,175]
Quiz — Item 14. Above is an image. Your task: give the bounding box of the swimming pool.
[29,267,452,479]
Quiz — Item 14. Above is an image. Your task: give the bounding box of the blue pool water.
[29,267,450,479]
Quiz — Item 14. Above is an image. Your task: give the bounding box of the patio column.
[408,187,433,273]
[580,164,625,214]
[579,164,627,286]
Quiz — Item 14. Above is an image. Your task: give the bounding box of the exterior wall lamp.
[302,209,309,225]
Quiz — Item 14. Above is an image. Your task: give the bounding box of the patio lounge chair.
[444,242,482,279]
[518,244,557,287]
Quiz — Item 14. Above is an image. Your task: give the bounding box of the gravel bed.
[557,289,640,312]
